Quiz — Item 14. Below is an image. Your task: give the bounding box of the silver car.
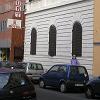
[16,62,44,82]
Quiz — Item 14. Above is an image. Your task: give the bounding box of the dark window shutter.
[49,25,56,57]
[72,21,82,57]
[30,28,37,55]
[29,0,32,2]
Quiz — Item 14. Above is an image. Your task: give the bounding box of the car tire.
[29,98,37,100]
[29,97,37,100]
[85,86,95,99]
[39,80,45,88]
[59,82,66,93]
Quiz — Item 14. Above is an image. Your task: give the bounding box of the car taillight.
[22,91,29,95]
[22,90,34,95]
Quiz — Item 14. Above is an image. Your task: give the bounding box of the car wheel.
[28,97,37,100]
[29,98,37,100]
[85,87,95,99]
[60,83,66,93]
[39,80,45,88]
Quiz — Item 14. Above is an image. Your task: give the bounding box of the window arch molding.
[49,24,57,57]
[72,21,82,57]
[30,27,37,55]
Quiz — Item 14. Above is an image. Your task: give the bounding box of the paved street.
[35,85,99,100]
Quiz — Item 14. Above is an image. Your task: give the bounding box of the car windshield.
[0,73,10,89]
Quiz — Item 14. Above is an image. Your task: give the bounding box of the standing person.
[71,55,80,65]
[0,61,2,67]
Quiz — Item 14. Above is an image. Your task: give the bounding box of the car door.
[69,66,78,82]
[55,65,67,86]
[94,77,100,94]
[36,64,44,76]
[27,63,37,76]
[44,65,59,86]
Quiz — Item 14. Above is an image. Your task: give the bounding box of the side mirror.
[98,76,100,79]
[44,69,48,73]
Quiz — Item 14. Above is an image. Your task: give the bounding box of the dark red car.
[0,67,36,100]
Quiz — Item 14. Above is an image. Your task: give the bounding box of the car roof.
[53,64,85,67]
[18,62,42,65]
[0,67,24,74]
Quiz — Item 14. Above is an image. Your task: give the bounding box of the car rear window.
[4,72,30,88]
[29,63,37,70]
[70,66,88,76]
[28,63,43,70]
[0,73,10,89]
[0,72,31,89]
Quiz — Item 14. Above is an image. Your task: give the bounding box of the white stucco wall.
[24,0,94,75]
[25,0,89,14]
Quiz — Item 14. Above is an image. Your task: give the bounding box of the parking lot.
[35,85,99,100]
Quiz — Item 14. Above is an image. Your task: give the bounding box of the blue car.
[85,76,100,99]
[39,64,89,93]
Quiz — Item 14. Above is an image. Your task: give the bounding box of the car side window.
[0,73,10,89]
[36,64,43,70]
[49,65,59,72]
[58,66,66,72]
[78,67,86,74]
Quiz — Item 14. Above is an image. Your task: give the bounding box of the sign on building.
[7,19,21,29]
[15,0,22,18]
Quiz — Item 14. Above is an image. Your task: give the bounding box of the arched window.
[72,21,82,57]
[30,28,37,55]
[49,25,57,57]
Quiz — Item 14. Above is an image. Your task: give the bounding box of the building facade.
[0,0,25,63]
[24,0,100,76]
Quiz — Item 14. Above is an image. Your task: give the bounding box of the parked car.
[85,76,100,99]
[14,62,44,82]
[0,61,10,67]
[0,67,36,100]
[0,61,18,68]
[39,64,89,93]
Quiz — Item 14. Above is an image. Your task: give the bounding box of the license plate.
[75,84,84,86]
